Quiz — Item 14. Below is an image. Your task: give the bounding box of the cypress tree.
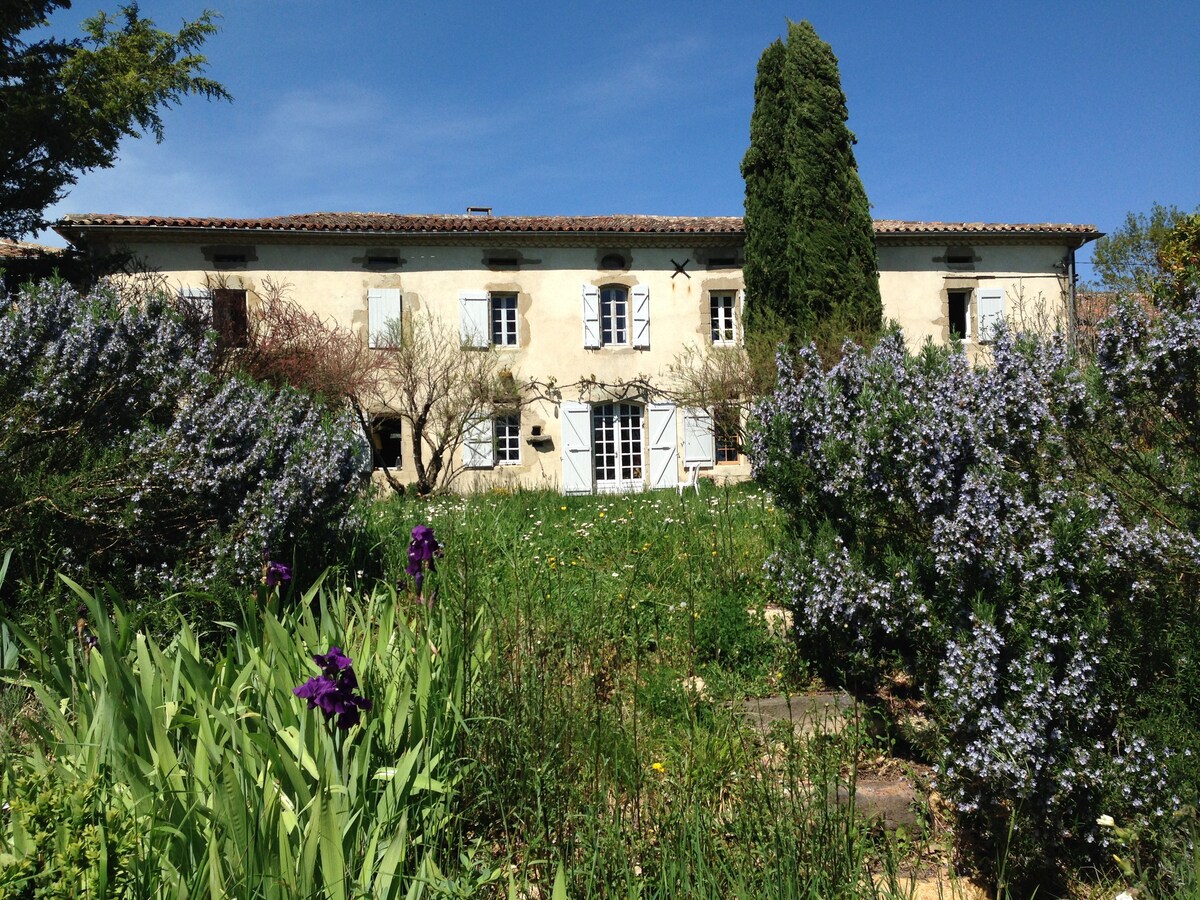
[740,38,789,338]
[742,20,882,348]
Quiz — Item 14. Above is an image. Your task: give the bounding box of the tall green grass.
[1,575,488,898]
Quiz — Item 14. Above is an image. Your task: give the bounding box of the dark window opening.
[486,257,520,268]
[945,246,976,270]
[213,253,247,266]
[708,257,738,268]
[212,288,249,348]
[366,255,399,267]
[371,417,403,469]
[948,291,969,340]
[600,253,626,270]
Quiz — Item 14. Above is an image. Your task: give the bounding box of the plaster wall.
[118,239,752,493]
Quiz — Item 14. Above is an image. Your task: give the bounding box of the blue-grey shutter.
[582,285,600,348]
[463,417,494,468]
[683,408,715,467]
[459,290,490,349]
[368,288,402,348]
[631,284,650,348]
[648,402,678,489]
[560,401,592,494]
[178,286,212,324]
[977,288,1005,341]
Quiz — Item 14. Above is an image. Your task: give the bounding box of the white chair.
[677,463,700,496]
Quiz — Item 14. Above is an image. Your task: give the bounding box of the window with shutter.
[491,293,518,346]
[600,285,628,346]
[495,413,521,464]
[368,288,402,348]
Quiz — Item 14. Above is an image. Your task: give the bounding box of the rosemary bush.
[0,280,367,622]
[753,307,1200,891]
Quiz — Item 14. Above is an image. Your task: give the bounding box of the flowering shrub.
[753,312,1200,889]
[0,280,368,610]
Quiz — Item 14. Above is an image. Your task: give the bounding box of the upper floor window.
[461,290,518,349]
[710,291,737,345]
[490,293,518,346]
[582,284,650,349]
[600,285,628,346]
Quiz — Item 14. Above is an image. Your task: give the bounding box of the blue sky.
[36,1,1200,278]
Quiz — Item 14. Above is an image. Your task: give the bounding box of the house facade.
[55,213,1099,495]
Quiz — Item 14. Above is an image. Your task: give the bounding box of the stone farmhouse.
[55,212,1099,495]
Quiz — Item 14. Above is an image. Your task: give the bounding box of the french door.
[593,402,644,493]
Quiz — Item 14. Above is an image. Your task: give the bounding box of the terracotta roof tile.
[56,212,1100,239]
[872,220,1099,236]
[0,238,63,258]
[59,212,745,235]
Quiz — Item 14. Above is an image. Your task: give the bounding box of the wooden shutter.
[631,284,650,348]
[647,402,678,489]
[368,288,402,348]
[463,417,494,468]
[212,288,248,348]
[582,285,600,348]
[560,401,593,494]
[977,288,1005,342]
[459,290,490,349]
[683,408,715,467]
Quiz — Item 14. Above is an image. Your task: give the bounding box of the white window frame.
[593,402,644,493]
[710,291,738,345]
[600,285,629,347]
[491,293,518,347]
[495,413,521,465]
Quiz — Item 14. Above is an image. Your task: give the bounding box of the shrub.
[753,312,1200,891]
[0,280,368,621]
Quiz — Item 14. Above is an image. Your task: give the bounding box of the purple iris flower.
[266,560,292,587]
[293,646,372,729]
[404,524,442,597]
